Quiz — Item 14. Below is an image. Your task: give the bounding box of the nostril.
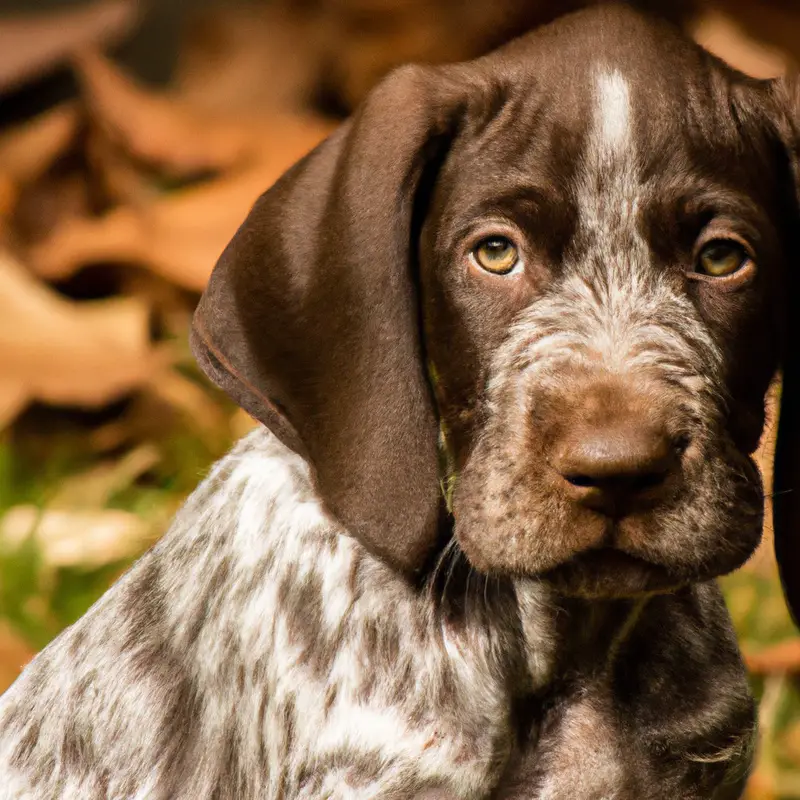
[563,469,667,492]
[564,473,599,488]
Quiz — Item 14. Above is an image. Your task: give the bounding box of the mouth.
[541,547,682,598]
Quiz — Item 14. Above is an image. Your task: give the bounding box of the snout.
[552,421,686,518]
[454,365,763,598]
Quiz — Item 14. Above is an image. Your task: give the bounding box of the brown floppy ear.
[191,65,471,573]
[775,322,800,627]
[768,74,800,626]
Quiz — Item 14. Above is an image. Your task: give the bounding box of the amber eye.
[696,240,751,277]
[472,236,519,275]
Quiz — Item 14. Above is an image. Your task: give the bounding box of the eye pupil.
[705,245,734,262]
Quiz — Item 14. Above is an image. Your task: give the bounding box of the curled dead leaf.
[230,409,259,440]
[0,385,28,430]
[86,126,160,207]
[0,250,163,428]
[174,4,319,115]
[147,372,230,437]
[23,50,334,289]
[0,105,83,245]
[0,173,16,223]
[29,143,326,290]
[743,379,780,578]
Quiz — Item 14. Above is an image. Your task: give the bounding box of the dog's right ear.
[764,74,800,627]
[191,64,475,573]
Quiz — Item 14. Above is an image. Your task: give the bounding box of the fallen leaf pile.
[0,8,333,682]
[26,51,333,292]
[0,41,332,429]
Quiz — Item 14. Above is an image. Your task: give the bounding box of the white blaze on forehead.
[580,67,639,234]
[576,65,658,347]
[593,68,632,159]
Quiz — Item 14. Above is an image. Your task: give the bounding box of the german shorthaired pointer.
[1,5,799,798]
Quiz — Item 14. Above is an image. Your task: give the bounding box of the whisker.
[465,565,474,625]
[442,540,462,606]
[428,537,458,598]
[764,488,794,499]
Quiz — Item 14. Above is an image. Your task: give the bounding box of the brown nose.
[552,425,681,516]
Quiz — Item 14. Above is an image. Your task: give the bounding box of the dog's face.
[192,6,800,617]
[419,26,785,597]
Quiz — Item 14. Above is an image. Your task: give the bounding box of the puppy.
[1,5,798,798]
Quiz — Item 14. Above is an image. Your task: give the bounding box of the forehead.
[434,12,777,226]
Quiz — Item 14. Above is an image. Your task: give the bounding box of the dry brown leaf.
[27,173,263,290]
[0,250,162,428]
[0,105,82,245]
[0,173,17,224]
[85,127,160,208]
[0,104,79,188]
[690,9,787,78]
[0,506,152,569]
[745,675,786,800]
[75,49,260,178]
[230,409,259,440]
[12,163,98,247]
[743,770,778,800]
[0,385,28,430]
[29,116,331,290]
[743,380,781,578]
[779,720,800,766]
[147,372,230,437]
[0,0,136,93]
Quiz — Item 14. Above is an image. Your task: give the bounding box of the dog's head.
[192,5,800,617]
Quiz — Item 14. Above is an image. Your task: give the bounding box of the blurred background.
[0,0,798,796]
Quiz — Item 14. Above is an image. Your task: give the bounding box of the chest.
[248,566,534,797]
[162,434,552,797]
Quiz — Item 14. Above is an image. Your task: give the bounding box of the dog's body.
[2,5,800,798]
[0,429,753,798]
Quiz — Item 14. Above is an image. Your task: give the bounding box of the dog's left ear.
[764,74,800,626]
[191,65,474,573]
